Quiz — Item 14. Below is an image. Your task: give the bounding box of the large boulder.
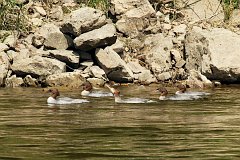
[127,59,157,84]
[48,50,80,69]
[112,0,156,37]
[74,23,117,51]
[0,52,10,86]
[186,70,213,88]
[89,66,108,80]
[60,7,107,36]
[46,72,86,88]
[95,47,134,82]
[110,0,155,17]
[33,23,73,49]
[11,56,66,78]
[185,27,240,83]
[176,0,224,22]
[142,33,173,81]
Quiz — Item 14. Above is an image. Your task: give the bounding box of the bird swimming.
[47,88,89,104]
[105,84,154,103]
[157,86,207,101]
[81,81,112,97]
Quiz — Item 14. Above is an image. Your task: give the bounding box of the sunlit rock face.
[185,27,240,83]
[111,0,156,38]
[33,23,73,50]
[46,72,86,88]
[0,52,10,86]
[175,0,224,22]
[60,7,107,37]
[95,47,134,83]
[142,33,173,81]
[11,56,66,78]
[74,23,117,51]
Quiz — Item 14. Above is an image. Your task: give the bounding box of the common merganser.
[175,84,210,96]
[47,88,89,104]
[81,81,112,97]
[105,84,154,103]
[47,88,60,104]
[81,81,92,96]
[175,84,187,95]
[157,87,168,100]
[157,87,203,101]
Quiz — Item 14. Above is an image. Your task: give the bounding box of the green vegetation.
[222,0,239,21]
[77,0,110,14]
[0,0,30,33]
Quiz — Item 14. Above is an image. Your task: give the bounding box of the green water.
[0,85,240,160]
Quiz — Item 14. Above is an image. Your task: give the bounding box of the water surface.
[0,85,240,159]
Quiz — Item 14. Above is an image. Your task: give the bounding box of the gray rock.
[173,24,187,35]
[170,49,185,68]
[110,0,155,17]
[0,52,10,86]
[176,0,224,22]
[157,72,172,81]
[34,6,47,16]
[0,43,9,52]
[113,0,155,37]
[143,33,173,81]
[89,66,107,80]
[48,50,79,69]
[87,77,106,87]
[30,18,43,27]
[0,31,18,47]
[49,6,63,20]
[60,7,107,36]
[186,70,212,88]
[5,75,24,88]
[95,47,134,82]
[46,72,86,88]
[109,39,124,53]
[11,56,66,77]
[185,27,240,82]
[127,59,157,84]
[33,23,73,49]
[79,61,94,68]
[10,49,31,62]
[74,23,117,51]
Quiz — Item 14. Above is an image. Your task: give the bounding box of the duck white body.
[81,90,112,97]
[158,87,209,101]
[47,88,89,104]
[81,82,112,97]
[47,97,89,104]
[105,84,154,103]
[81,90,90,96]
[114,96,153,103]
[47,97,58,104]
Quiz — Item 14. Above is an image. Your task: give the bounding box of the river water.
[0,85,240,159]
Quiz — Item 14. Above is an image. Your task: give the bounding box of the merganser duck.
[105,84,154,103]
[175,84,187,94]
[81,81,112,97]
[81,81,93,96]
[47,88,89,104]
[157,87,202,101]
[175,84,210,96]
[157,87,168,100]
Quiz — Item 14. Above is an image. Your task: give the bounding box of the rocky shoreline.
[1,0,240,88]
